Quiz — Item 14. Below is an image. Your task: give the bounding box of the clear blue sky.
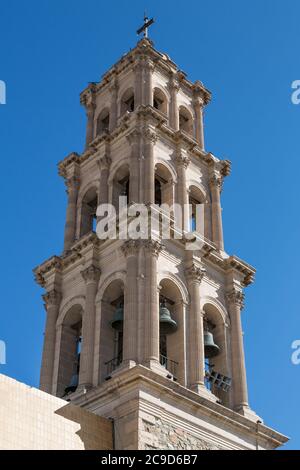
[0,0,299,449]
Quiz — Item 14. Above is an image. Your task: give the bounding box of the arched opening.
[98,279,125,383]
[202,303,231,406]
[96,108,110,135]
[179,106,194,136]
[153,88,168,115]
[155,163,174,206]
[112,164,130,211]
[120,88,135,116]
[80,187,98,237]
[57,305,83,398]
[159,279,186,385]
[188,185,205,233]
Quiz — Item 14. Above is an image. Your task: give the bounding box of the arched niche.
[179,105,194,136]
[153,87,168,115]
[159,278,186,386]
[188,184,206,234]
[110,162,130,211]
[120,87,135,116]
[97,278,125,384]
[79,186,98,237]
[56,304,83,398]
[96,107,110,136]
[202,301,231,407]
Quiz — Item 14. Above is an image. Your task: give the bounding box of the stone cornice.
[201,251,255,287]
[71,365,288,449]
[33,232,101,288]
[79,39,211,106]
[33,256,62,288]
[57,109,228,177]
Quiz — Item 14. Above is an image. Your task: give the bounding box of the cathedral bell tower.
[34,30,287,450]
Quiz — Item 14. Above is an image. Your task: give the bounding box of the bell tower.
[34,33,287,450]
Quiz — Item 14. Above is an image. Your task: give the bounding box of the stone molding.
[185,264,206,283]
[81,265,101,284]
[226,288,245,309]
[42,289,62,308]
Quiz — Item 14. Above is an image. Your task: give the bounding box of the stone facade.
[141,418,221,450]
[32,36,288,450]
[0,374,113,450]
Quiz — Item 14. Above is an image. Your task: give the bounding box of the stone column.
[143,240,162,365]
[176,153,190,233]
[79,265,101,389]
[168,75,179,130]
[185,265,206,393]
[143,129,157,205]
[193,97,205,150]
[226,288,249,412]
[64,176,79,252]
[40,290,61,393]
[85,102,96,149]
[126,130,140,204]
[144,60,154,106]
[134,59,143,108]
[209,175,224,251]
[109,80,118,132]
[121,241,139,364]
[98,155,111,206]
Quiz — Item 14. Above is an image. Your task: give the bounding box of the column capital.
[185,264,206,283]
[142,239,163,257]
[142,127,157,144]
[81,265,101,283]
[176,152,190,169]
[209,174,223,191]
[193,96,205,109]
[42,289,62,308]
[144,58,155,71]
[126,129,141,145]
[98,154,111,170]
[168,74,180,92]
[109,79,119,94]
[65,175,80,193]
[121,240,141,257]
[226,288,245,309]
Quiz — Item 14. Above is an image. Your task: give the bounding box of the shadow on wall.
[55,402,113,450]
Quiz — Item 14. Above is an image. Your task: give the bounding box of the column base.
[190,383,219,402]
[234,404,263,423]
[143,359,175,379]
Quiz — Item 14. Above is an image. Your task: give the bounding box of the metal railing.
[105,355,122,377]
[159,354,178,379]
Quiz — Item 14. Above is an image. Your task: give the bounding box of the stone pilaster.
[209,174,224,251]
[176,152,190,233]
[143,128,157,205]
[121,241,140,365]
[168,75,179,130]
[64,175,80,252]
[126,130,140,204]
[185,265,206,394]
[79,265,101,390]
[40,290,62,393]
[226,288,249,413]
[134,59,143,108]
[109,79,118,131]
[143,240,162,366]
[144,60,154,106]
[98,154,111,207]
[193,97,205,150]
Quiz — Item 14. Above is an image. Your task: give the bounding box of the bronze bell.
[111,301,124,331]
[204,330,220,358]
[159,299,178,335]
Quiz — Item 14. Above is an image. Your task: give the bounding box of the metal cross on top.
[137,14,155,38]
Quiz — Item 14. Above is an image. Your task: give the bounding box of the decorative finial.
[137,13,155,39]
